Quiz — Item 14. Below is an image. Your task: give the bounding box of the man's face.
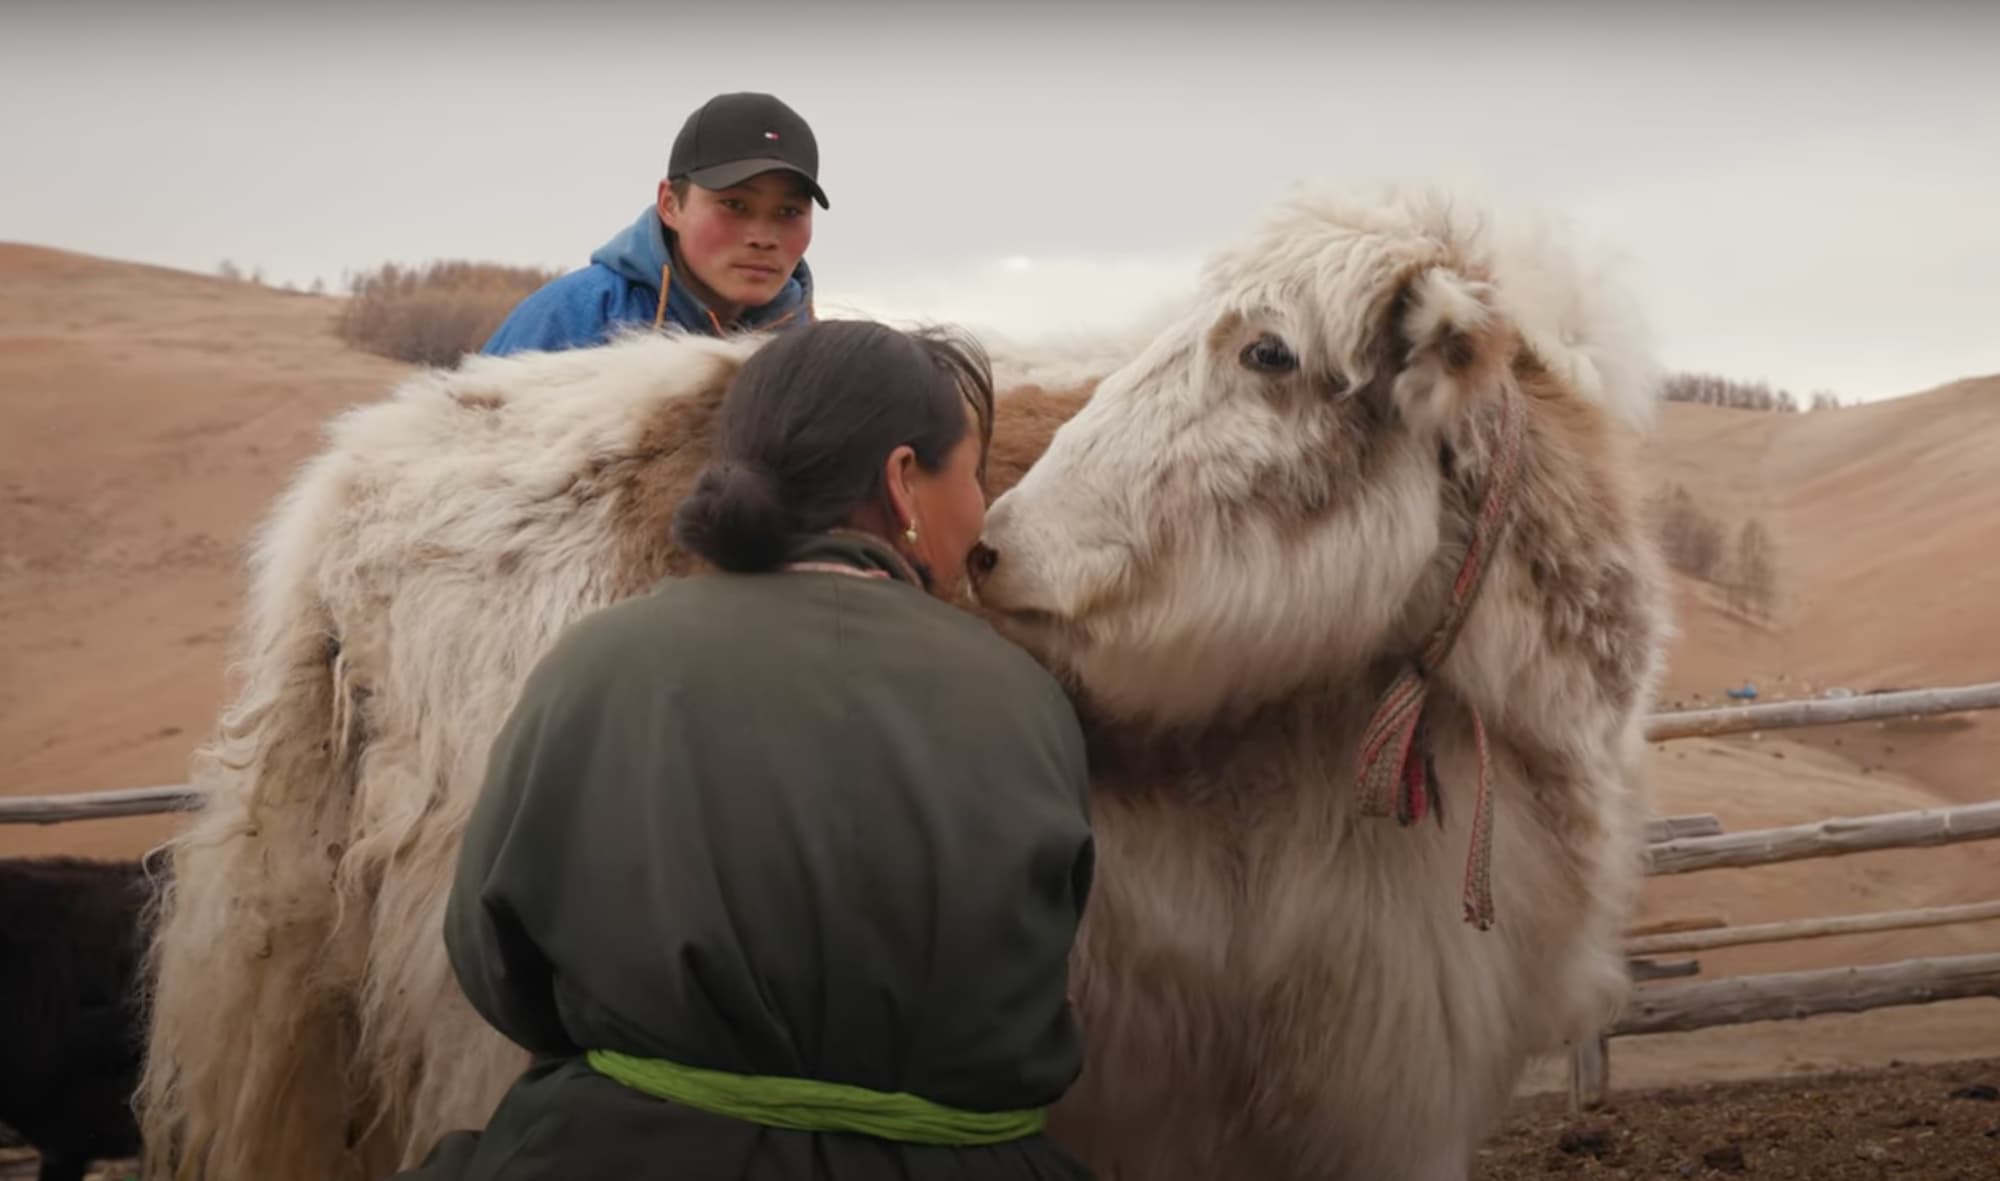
[658,171,815,314]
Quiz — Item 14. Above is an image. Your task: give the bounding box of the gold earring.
[903,521,919,546]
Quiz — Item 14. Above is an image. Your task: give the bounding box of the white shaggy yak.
[138,184,1669,1181]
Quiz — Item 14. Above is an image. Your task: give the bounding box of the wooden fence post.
[1568,1034,1610,1112]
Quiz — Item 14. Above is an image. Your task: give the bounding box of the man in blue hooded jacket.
[482,92,826,357]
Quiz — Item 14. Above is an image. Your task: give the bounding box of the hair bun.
[672,459,792,572]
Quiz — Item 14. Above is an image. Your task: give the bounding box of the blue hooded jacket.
[481,205,815,357]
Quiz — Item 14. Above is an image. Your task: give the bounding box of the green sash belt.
[586,1049,1048,1146]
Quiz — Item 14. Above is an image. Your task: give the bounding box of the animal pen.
[7,681,2000,1116]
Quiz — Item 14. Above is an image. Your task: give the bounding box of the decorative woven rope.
[1354,384,1530,930]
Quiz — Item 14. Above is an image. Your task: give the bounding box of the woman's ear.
[881,444,920,533]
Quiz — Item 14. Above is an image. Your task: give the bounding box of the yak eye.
[1240,334,1297,375]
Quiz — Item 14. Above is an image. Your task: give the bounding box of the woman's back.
[423,531,1096,1180]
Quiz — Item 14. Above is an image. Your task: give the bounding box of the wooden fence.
[1568,678,2000,1110]
[8,680,2000,1113]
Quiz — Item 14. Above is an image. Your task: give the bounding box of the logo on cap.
[763,130,780,141]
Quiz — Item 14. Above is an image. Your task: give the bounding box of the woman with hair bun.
[397,320,1098,1181]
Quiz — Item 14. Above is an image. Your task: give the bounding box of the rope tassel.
[1355,669,1496,929]
[1353,383,1526,932]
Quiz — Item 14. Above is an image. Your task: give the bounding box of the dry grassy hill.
[2,244,1996,1092]
[0,244,410,857]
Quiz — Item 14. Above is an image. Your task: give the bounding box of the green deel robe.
[394,531,1097,1181]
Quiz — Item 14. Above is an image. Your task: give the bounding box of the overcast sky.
[4,0,1995,404]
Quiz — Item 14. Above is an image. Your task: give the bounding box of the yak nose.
[967,541,1000,582]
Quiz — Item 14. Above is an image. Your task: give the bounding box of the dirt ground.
[1476,1057,2000,1180]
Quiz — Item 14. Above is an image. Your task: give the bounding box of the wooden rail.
[1646,801,2000,875]
[1628,914,1728,939]
[1628,898,2000,956]
[1609,952,2000,1037]
[1628,958,1702,982]
[0,784,204,825]
[1643,814,1722,843]
[1644,680,2000,742]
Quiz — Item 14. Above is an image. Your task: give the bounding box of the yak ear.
[1385,264,1511,436]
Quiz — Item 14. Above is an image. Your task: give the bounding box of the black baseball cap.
[668,92,829,209]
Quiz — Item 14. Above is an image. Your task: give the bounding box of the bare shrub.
[1728,517,1778,616]
[336,261,561,368]
[1648,484,1726,581]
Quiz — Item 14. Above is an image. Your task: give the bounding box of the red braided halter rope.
[1355,383,1530,930]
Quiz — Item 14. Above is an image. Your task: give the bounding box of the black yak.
[0,855,157,1181]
